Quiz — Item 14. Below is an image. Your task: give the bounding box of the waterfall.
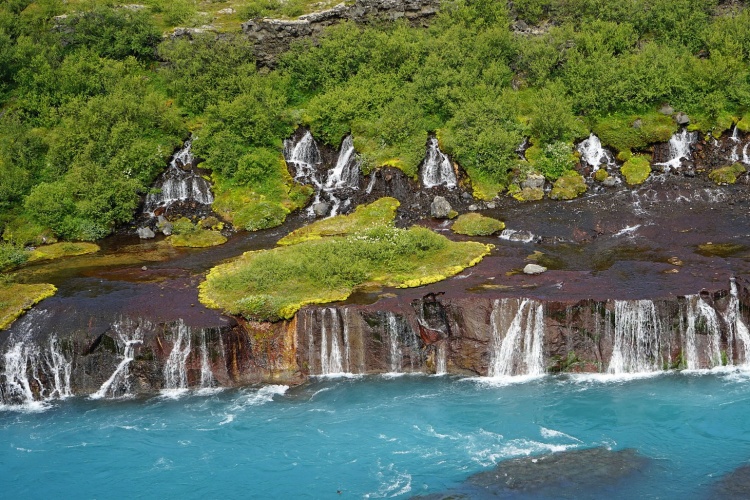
[386,312,403,374]
[145,141,214,214]
[90,320,144,400]
[163,321,192,391]
[422,138,457,189]
[577,134,614,170]
[320,308,345,376]
[326,135,360,190]
[46,336,72,399]
[656,129,697,171]
[342,308,352,374]
[608,301,663,374]
[488,299,545,377]
[435,342,447,375]
[724,279,750,366]
[199,330,215,388]
[743,143,750,165]
[683,295,722,370]
[730,126,741,163]
[285,132,361,218]
[2,342,39,405]
[365,170,378,194]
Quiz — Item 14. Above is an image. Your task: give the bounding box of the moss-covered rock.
[737,116,750,133]
[0,283,57,330]
[510,184,545,202]
[168,230,227,248]
[709,163,746,185]
[549,171,587,200]
[621,156,651,185]
[593,111,677,153]
[27,242,100,263]
[452,213,505,236]
[593,169,609,182]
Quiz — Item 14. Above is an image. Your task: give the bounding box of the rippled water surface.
[3,373,750,498]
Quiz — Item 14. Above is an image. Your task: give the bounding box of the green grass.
[168,230,227,247]
[709,163,746,185]
[0,283,57,330]
[278,197,400,245]
[200,198,492,321]
[27,242,100,262]
[451,213,506,236]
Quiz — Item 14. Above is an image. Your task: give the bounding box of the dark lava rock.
[712,464,750,499]
[413,448,650,499]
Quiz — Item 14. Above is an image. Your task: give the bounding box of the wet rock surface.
[712,464,750,499]
[413,447,651,499]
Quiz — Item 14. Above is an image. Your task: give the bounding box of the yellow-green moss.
[593,169,609,182]
[27,242,100,263]
[549,171,587,200]
[452,213,506,236]
[737,116,750,133]
[511,186,545,202]
[709,163,746,185]
[278,197,400,246]
[211,156,313,232]
[168,230,227,248]
[592,111,678,152]
[0,283,57,330]
[621,156,652,185]
[199,225,492,322]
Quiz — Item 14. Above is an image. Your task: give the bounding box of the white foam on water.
[614,224,641,237]
[540,427,583,443]
[366,461,412,498]
[498,229,536,243]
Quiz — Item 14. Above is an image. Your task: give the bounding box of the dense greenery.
[200,198,491,321]
[1,0,750,244]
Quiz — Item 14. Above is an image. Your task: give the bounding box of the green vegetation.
[27,242,99,262]
[709,163,746,185]
[166,218,227,247]
[278,197,399,245]
[200,198,492,320]
[2,0,750,244]
[549,171,587,200]
[451,213,506,236]
[0,283,56,330]
[621,156,652,185]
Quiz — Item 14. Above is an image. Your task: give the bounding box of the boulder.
[160,222,173,236]
[549,172,587,200]
[659,104,675,115]
[430,196,453,218]
[523,263,547,275]
[137,227,155,239]
[522,173,545,189]
[675,112,690,125]
[313,202,330,217]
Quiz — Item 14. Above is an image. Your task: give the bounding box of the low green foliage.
[451,213,506,236]
[549,171,587,200]
[278,197,400,245]
[27,242,100,262]
[592,112,677,153]
[200,224,491,321]
[709,163,746,185]
[621,156,652,185]
[166,217,227,247]
[0,283,56,330]
[528,141,577,181]
[0,242,28,271]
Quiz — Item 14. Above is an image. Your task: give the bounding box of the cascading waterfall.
[723,279,750,366]
[144,141,214,214]
[1,332,72,407]
[730,126,741,163]
[386,312,403,374]
[608,300,664,374]
[435,342,447,376]
[163,321,192,391]
[90,320,144,400]
[320,308,345,375]
[365,170,378,194]
[577,134,615,170]
[342,308,352,374]
[683,295,722,370]
[488,299,545,377]
[743,143,750,165]
[284,132,361,218]
[199,330,215,388]
[656,129,697,170]
[421,138,457,189]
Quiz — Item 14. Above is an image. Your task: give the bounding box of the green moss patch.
[279,197,400,246]
[696,242,747,258]
[200,209,492,321]
[166,217,227,248]
[0,283,57,330]
[592,111,677,152]
[28,242,100,263]
[621,156,652,185]
[593,169,609,182]
[549,171,587,200]
[211,157,314,232]
[452,213,506,236]
[709,163,746,185]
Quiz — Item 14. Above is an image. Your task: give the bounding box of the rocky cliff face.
[242,0,441,67]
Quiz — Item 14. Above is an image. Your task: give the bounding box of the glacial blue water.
[3,372,750,499]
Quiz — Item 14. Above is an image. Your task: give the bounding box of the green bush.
[0,242,28,271]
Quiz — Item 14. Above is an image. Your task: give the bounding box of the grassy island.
[0,283,57,330]
[200,198,491,321]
